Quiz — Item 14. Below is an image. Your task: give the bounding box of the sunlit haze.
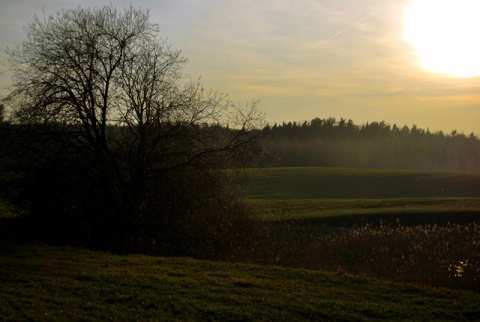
[0,0,479,134]
[403,0,480,78]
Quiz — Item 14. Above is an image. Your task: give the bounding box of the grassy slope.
[237,167,480,221]
[1,242,480,321]
[2,168,480,320]
[251,198,480,222]
[241,167,480,199]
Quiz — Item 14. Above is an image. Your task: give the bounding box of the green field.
[241,167,480,199]
[2,167,480,320]
[1,242,479,321]
[236,167,480,222]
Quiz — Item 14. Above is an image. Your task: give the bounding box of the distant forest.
[263,117,480,173]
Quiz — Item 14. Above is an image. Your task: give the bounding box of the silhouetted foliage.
[264,117,480,172]
[1,5,265,256]
[0,104,4,123]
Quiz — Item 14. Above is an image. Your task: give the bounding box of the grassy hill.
[1,242,480,321]
[240,167,480,199]
[2,167,480,320]
[235,167,480,223]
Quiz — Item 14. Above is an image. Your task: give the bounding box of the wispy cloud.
[0,0,478,133]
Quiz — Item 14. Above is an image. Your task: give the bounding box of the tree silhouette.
[2,5,265,255]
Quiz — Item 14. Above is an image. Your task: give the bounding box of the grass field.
[240,167,480,199]
[2,167,480,320]
[1,241,480,321]
[235,167,480,222]
[252,197,480,221]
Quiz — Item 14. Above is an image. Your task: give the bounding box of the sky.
[1,0,479,134]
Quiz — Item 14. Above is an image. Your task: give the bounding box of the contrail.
[311,7,385,48]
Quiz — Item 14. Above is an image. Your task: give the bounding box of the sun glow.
[403,0,480,78]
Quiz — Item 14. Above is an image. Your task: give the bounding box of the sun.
[403,0,480,78]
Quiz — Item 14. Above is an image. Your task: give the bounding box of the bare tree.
[3,5,265,253]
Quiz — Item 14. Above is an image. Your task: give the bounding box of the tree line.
[263,117,480,173]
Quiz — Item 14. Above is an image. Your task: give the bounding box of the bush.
[0,124,259,258]
[134,169,259,259]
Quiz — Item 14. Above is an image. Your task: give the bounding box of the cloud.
[0,0,478,133]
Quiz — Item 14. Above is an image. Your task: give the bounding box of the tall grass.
[235,221,480,291]
[226,167,480,291]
